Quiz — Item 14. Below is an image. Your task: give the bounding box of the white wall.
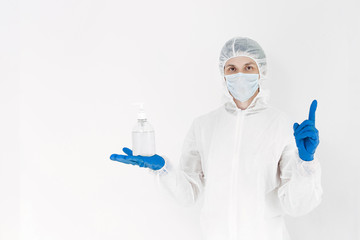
[1,0,359,239]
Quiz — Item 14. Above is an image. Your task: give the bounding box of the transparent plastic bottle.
[132,103,156,156]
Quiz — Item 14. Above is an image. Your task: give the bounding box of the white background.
[1,0,359,239]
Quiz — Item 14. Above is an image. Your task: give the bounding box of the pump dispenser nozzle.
[132,102,147,120]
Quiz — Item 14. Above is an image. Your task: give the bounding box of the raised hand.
[293,100,320,161]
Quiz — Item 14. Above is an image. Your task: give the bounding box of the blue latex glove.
[293,100,320,161]
[110,147,165,170]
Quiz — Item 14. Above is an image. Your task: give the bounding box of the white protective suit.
[151,37,323,240]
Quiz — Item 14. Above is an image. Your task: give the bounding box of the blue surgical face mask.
[224,72,259,102]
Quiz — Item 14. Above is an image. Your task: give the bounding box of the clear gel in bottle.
[132,103,155,156]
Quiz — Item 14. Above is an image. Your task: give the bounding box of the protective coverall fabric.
[150,85,323,240]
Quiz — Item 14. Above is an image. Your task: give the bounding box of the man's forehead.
[225,61,256,67]
[225,56,256,66]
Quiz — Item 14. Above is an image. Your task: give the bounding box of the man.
[110,36,323,240]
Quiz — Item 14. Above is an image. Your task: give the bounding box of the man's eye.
[246,66,253,70]
[230,67,235,71]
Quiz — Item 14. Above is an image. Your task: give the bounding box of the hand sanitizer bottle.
[132,102,156,156]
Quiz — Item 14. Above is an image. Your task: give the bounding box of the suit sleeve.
[277,134,323,217]
[149,118,205,206]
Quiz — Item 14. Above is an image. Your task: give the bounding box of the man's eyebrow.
[225,62,255,68]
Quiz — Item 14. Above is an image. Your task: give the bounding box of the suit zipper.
[229,109,245,240]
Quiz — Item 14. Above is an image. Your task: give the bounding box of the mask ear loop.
[222,79,233,99]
